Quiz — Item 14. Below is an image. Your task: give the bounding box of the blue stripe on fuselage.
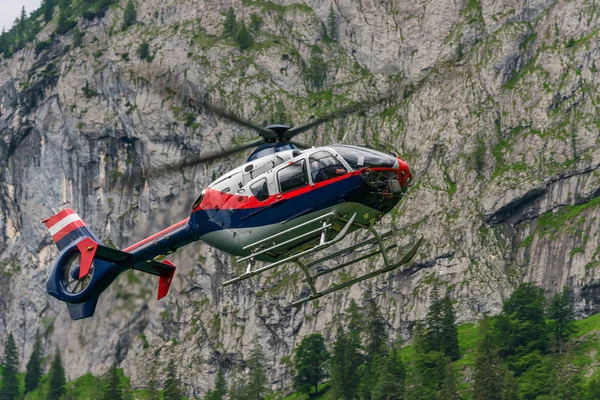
[189,173,399,235]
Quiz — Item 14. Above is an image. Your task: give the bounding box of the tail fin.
[133,260,176,300]
[66,297,100,321]
[42,209,99,251]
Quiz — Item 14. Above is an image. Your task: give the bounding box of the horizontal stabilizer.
[95,244,130,262]
[66,296,99,320]
[133,260,176,300]
[75,237,131,279]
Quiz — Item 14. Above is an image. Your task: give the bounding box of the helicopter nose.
[396,158,412,187]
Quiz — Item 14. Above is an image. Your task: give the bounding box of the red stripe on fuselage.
[123,218,190,253]
[195,169,365,212]
[43,208,76,229]
[51,220,85,242]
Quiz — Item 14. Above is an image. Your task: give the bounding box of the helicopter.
[43,83,423,320]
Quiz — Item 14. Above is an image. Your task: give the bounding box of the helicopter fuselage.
[122,145,412,264]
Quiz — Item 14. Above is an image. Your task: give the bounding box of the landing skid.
[222,212,423,306]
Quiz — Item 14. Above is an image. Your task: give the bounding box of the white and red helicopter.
[43,90,422,320]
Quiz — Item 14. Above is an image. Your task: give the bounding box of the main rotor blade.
[149,73,278,141]
[151,139,265,175]
[204,104,278,140]
[283,93,398,140]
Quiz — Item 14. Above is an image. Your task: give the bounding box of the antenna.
[340,130,350,144]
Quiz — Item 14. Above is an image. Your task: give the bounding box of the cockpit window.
[278,160,308,193]
[330,145,396,169]
[309,151,347,183]
[250,178,269,201]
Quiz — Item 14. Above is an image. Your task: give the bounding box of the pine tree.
[440,297,460,360]
[58,0,70,12]
[20,7,27,25]
[12,17,22,50]
[18,6,27,46]
[223,7,237,37]
[228,373,247,400]
[346,299,363,344]
[0,28,6,57]
[137,42,150,61]
[96,0,114,17]
[235,23,254,50]
[548,287,576,354]
[245,340,269,400]
[47,350,66,400]
[204,367,227,400]
[327,4,337,40]
[0,333,20,400]
[122,383,133,400]
[437,359,460,400]
[56,2,76,35]
[42,0,56,23]
[410,319,447,398]
[515,357,553,399]
[25,336,43,394]
[358,301,388,400]
[146,360,160,400]
[472,316,503,400]
[357,362,376,400]
[501,367,518,400]
[121,0,136,31]
[423,293,460,361]
[164,358,184,400]
[496,283,547,359]
[330,329,362,400]
[92,376,104,400]
[306,46,327,90]
[413,321,428,354]
[364,301,388,361]
[413,350,447,397]
[372,344,406,400]
[215,367,227,397]
[249,14,263,32]
[293,333,330,396]
[273,100,287,124]
[102,363,123,400]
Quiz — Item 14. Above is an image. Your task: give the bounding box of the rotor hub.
[265,124,290,142]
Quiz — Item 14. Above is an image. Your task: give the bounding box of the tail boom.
[43,209,191,320]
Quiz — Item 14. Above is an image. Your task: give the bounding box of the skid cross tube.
[242,211,338,250]
[222,213,356,286]
[304,231,394,269]
[236,223,333,263]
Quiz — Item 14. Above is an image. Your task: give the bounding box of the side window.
[250,178,269,201]
[278,160,308,193]
[309,151,347,183]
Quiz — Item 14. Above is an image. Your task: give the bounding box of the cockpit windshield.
[330,145,396,170]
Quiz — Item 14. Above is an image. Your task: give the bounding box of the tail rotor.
[60,252,94,295]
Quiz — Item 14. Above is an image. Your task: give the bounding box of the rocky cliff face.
[1,0,600,396]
